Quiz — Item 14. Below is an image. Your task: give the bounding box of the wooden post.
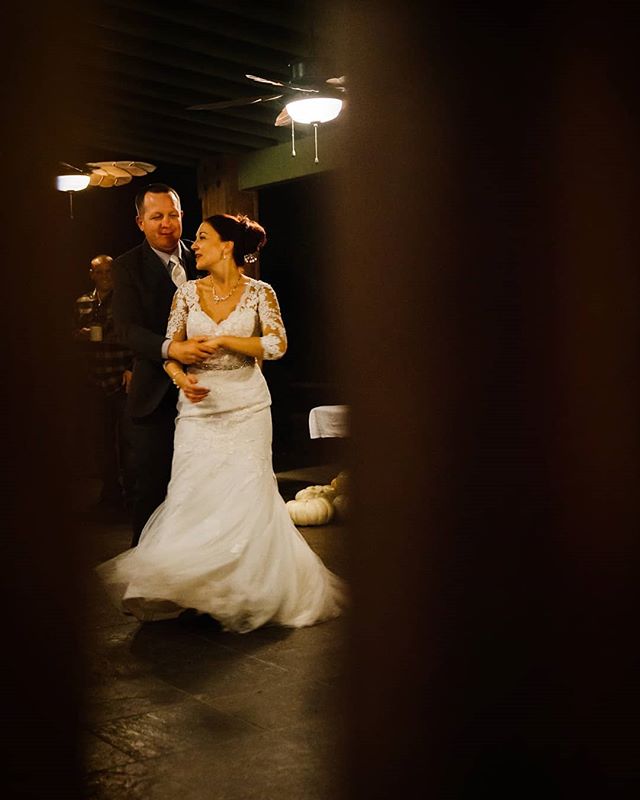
[197,155,261,278]
[332,2,640,797]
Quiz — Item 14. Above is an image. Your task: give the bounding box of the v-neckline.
[194,278,251,326]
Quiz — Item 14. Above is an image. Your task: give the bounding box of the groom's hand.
[181,373,210,404]
[168,336,217,365]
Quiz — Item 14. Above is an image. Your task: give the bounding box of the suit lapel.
[141,241,176,304]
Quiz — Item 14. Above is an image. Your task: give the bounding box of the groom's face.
[137,191,183,253]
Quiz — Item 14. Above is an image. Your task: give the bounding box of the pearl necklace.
[210,274,240,303]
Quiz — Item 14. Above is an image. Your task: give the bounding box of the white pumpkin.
[330,471,349,494]
[286,496,334,526]
[295,484,337,502]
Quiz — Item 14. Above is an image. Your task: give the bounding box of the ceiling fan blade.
[113,163,146,176]
[188,94,283,110]
[87,162,131,178]
[246,73,319,94]
[326,76,347,86]
[59,161,86,174]
[130,161,156,174]
[245,74,288,88]
[89,169,117,187]
[114,160,156,176]
[274,107,291,127]
[285,84,320,94]
[85,160,156,178]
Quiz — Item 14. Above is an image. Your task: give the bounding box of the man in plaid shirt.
[74,254,135,512]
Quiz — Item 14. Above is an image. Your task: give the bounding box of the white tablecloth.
[308,405,350,439]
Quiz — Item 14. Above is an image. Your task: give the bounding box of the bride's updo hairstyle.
[205,214,267,266]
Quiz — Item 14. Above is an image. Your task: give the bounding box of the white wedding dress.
[97,277,346,633]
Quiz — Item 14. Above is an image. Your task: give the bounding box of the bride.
[97,213,346,633]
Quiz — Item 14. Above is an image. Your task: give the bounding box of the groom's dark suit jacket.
[112,239,198,419]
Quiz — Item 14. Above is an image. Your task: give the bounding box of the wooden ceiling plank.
[106,0,309,55]
[75,49,283,126]
[75,72,279,127]
[100,103,282,148]
[76,122,251,158]
[89,7,295,76]
[87,98,280,150]
[188,0,312,35]
[70,123,250,164]
[74,73,289,139]
[88,25,269,90]
[65,131,197,167]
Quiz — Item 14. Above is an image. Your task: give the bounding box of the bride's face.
[192,222,231,270]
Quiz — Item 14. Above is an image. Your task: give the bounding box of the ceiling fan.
[59,160,156,188]
[56,161,156,218]
[188,59,347,162]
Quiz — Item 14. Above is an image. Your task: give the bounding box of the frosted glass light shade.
[285,97,343,124]
[56,174,90,191]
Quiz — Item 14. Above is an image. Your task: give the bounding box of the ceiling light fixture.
[56,173,91,219]
[55,161,156,219]
[283,97,343,164]
[285,97,343,124]
[56,174,91,192]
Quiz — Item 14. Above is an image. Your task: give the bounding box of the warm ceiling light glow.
[56,174,90,191]
[285,97,343,124]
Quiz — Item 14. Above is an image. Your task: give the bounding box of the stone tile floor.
[80,465,350,800]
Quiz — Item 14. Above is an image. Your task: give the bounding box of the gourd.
[286,496,334,526]
[330,471,349,495]
[333,494,349,520]
[294,484,337,502]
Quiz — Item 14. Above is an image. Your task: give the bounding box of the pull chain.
[291,119,296,157]
[313,123,319,163]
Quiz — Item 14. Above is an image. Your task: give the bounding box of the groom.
[113,183,215,546]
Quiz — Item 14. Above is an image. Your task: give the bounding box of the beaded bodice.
[166,277,287,370]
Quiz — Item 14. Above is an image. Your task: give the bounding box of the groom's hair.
[135,183,181,215]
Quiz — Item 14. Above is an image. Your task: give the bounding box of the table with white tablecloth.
[308,405,349,439]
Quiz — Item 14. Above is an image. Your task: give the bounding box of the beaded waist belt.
[190,358,254,372]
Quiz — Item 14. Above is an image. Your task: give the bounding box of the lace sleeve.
[166,286,188,340]
[257,282,287,360]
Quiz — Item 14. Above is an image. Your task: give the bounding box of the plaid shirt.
[75,289,133,394]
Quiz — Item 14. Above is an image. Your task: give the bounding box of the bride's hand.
[181,373,210,404]
[168,336,214,365]
[203,336,226,351]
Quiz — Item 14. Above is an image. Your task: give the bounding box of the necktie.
[168,256,187,287]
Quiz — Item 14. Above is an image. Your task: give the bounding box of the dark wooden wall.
[3,2,86,797]
[329,1,640,796]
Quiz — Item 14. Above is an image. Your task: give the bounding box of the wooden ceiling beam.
[75,49,282,126]
[189,0,312,35]
[89,7,293,77]
[75,73,283,130]
[65,131,197,167]
[74,74,289,142]
[100,103,281,149]
[69,123,248,164]
[106,0,309,56]
[84,98,279,150]
[87,25,270,90]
